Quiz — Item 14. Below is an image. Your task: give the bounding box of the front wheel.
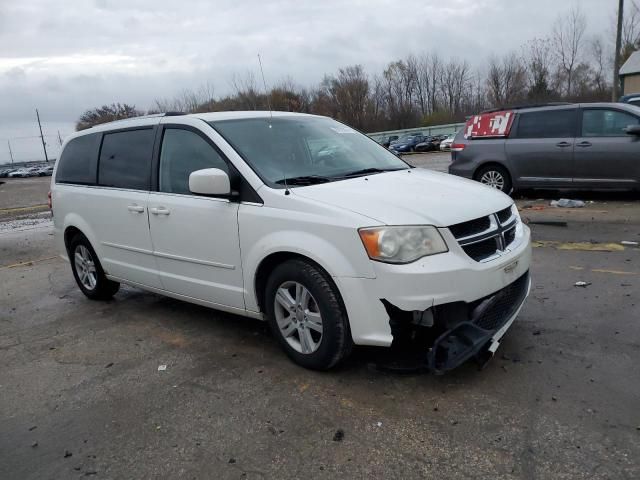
[476,165,513,194]
[265,259,352,370]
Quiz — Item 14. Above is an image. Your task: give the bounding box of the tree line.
[77,4,640,133]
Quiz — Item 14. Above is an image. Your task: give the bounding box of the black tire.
[475,164,513,194]
[68,233,120,300]
[264,259,353,370]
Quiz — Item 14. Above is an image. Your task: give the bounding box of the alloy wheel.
[480,170,505,190]
[273,281,323,354]
[74,245,97,290]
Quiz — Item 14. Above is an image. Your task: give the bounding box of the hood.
[292,168,512,226]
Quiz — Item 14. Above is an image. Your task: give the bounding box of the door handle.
[150,207,170,216]
[576,141,592,147]
[127,204,145,213]
[556,141,571,148]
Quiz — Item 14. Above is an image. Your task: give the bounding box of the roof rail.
[480,102,573,114]
[89,112,187,128]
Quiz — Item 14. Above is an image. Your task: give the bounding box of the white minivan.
[51,111,531,373]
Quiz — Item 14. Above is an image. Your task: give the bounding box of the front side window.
[56,133,100,184]
[210,116,408,187]
[159,128,228,195]
[98,128,154,190]
[516,109,577,138]
[581,109,639,137]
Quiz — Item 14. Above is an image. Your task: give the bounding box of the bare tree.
[413,53,442,117]
[382,60,419,128]
[590,36,611,97]
[621,0,640,63]
[152,82,216,113]
[440,58,471,115]
[76,103,142,131]
[230,71,264,110]
[486,52,528,107]
[522,37,556,102]
[323,65,371,130]
[552,6,587,97]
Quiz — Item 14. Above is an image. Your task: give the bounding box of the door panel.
[573,108,640,188]
[506,138,575,187]
[88,188,162,288]
[148,193,244,308]
[506,108,578,187]
[148,125,245,309]
[92,126,161,288]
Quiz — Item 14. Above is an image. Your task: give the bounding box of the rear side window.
[158,128,228,195]
[98,128,154,190]
[582,109,639,137]
[515,110,576,138]
[56,134,100,184]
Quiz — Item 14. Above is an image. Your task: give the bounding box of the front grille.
[504,225,516,247]
[463,238,500,262]
[449,216,490,238]
[448,206,519,262]
[472,271,529,331]
[496,206,513,224]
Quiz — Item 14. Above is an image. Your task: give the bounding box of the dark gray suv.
[449,103,640,193]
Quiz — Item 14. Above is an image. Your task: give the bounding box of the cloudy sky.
[0,0,615,164]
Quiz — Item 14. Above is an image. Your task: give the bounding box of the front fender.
[241,228,376,312]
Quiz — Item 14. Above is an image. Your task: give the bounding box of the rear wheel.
[476,165,512,194]
[69,234,119,300]
[265,259,352,370]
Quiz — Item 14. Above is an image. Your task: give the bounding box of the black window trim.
[578,106,640,138]
[54,132,101,186]
[510,107,579,139]
[152,123,263,204]
[96,125,158,192]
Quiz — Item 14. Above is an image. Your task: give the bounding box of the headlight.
[359,226,448,264]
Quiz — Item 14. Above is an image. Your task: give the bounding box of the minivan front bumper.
[333,224,531,363]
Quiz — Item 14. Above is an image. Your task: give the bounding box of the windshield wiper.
[275,175,334,186]
[339,167,407,178]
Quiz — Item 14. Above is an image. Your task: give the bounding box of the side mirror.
[189,168,231,196]
[624,124,640,136]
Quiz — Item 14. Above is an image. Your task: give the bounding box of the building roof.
[620,50,640,76]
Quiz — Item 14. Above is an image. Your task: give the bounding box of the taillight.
[451,143,466,152]
[47,191,52,210]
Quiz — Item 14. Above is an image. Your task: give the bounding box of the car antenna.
[258,53,289,195]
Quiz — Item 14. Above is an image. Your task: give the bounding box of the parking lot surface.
[1,158,639,479]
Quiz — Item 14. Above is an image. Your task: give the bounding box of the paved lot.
[1,159,639,479]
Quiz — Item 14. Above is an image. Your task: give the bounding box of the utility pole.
[36,108,49,162]
[57,130,63,146]
[613,0,624,101]
[8,140,14,165]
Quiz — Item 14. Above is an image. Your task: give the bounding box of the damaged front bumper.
[384,271,531,374]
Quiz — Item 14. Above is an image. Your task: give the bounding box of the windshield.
[210,116,409,187]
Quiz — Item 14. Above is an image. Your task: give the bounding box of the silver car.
[449,103,640,193]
